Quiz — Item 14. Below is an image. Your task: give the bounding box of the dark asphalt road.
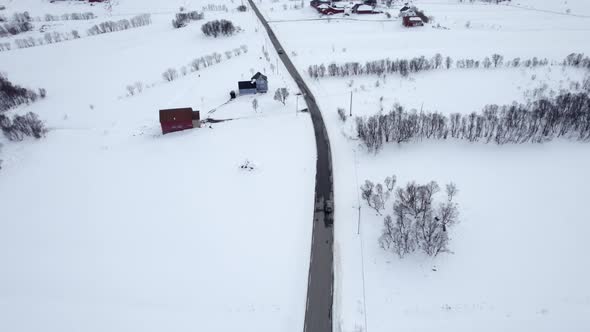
[247,2,335,332]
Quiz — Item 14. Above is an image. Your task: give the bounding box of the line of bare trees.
[361,175,460,257]
[12,30,81,49]
[1,11,95,38]
[172,10,204,28]
[43,12,96,21]
[355,91,590,152]
[126,45,248,96]
[0,74,46,113]
[1,14,152,52]
[307,53,590,79]
[161,45,248,83]
[87,14,151,36]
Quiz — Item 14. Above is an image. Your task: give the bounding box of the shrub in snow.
[337,107,347,122]
[378,179,459,258]
[201,20,237,37]
[239,159,256,171]
[237,5,248,12]
[274,88,289,105]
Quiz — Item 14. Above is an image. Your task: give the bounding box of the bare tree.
[252,98,259,112]
[273,87,289,105]
[162,68,178,82]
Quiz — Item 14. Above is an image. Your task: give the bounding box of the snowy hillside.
[1,1,314,331]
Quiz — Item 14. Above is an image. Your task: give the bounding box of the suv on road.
[324,200,334,214]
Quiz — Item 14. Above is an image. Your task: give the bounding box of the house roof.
[159,108,193,123]
[238,81,256,89]
[251,72,267,81]
[409,17,422,21]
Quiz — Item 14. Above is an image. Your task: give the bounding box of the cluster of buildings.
[159,72,268,135]
[310,0,381,15]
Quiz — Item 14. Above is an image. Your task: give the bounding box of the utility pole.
[349,91,353,117]
[357,205,361,234]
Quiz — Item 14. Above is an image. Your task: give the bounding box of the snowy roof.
[318,4,329,9]
[409,17,422,22]
[357,5,374,11]
[252,72,267,81]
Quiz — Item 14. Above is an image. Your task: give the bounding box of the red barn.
[403,16,424,27]
[159,107,200,135]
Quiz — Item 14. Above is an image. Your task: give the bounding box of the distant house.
[403,16,424,27]
[238,72,268,95]
[159,107,200,135]
[252,72,268,93]
[399,5,416,17]
[353,4,378,14]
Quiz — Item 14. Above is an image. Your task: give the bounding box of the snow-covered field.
[0,1,314,331]
[259,0,590,331]
[3,0,590,331]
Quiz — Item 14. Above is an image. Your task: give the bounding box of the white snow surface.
[0,1,315,332]
[259,0,590,331]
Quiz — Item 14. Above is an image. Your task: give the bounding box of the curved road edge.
[246,2,335,332]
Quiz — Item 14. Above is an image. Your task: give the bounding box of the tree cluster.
[201,20,237,37]
[355,91,590,152]
[307,53,590,79]
[0,74,46,112]
[172,10,204,28]
[0,21,33,37]
[0,112,47,141]
[237,5,248,12]
[377,179,459,258]
[87,14,151,36]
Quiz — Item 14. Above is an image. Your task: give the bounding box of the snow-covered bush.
[237,5,248,12]
[201,19,236,37]
[378,179,459,258]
